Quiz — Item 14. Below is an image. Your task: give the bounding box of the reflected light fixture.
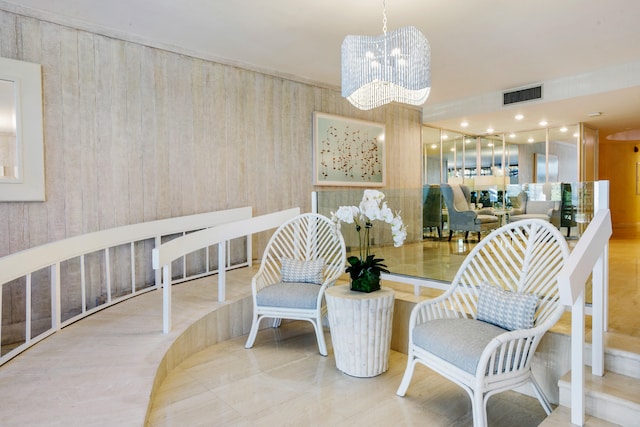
[341,0,431,110]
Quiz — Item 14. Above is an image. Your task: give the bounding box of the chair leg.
[311,315,328,356]
[472,390,488,427]
[245,313,262,349]
[448,230,453,241]
[530,376,553,415]
[477,232,481,241]
[396,354,417,396]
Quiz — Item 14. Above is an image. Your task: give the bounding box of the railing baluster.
[155,236,162,289]
[81,254,86,313]
[26,273,32,342]
[571,291,586,426]
[182,231,187,280]
[131,241,136,294]
[162,265,171,334]
[105,248,111,304]
[218,241,226,302]
[52,263,61,331]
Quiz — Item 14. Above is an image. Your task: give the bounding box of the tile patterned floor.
[147,224,639,426]
[147,322,550,427]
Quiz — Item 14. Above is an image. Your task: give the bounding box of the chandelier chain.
[382,0,387,35]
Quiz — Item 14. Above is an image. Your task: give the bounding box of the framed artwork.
[313,112,386,187]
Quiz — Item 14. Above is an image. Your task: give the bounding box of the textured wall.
[0,9,422,260]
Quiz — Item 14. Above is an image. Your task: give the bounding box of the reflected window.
[0,79,17,179]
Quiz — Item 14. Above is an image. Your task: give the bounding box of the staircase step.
[558,370,640,427]
[585,332,640,379]
[539,405,620,426]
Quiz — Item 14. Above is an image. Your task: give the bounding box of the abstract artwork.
[313,112,386,186]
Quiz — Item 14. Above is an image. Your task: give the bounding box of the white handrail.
[0,207,253,367]
[557,193,612,425]
[152,207,301,333]
[0,207,253,286]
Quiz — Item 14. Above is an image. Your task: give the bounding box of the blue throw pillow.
[280,258,325,285]
[477,283,538,330]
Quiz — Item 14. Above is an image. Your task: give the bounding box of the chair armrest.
[476,207,494,215]
[475,319,559,377]
[451,209,477,221]
[510,208,524,216]
[409,291,466,329]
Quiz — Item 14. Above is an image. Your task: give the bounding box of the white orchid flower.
[333,205,358,224]
[393,225,407,247]
[380,202,394,223]
[362,189,384,202]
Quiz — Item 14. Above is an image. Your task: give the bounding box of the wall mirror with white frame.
[0,56,45,201]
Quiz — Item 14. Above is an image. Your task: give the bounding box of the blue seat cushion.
[412,318,507,374]
[256,282,321,309]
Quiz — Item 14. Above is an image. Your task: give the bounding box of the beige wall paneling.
[77,32,99,235]
[20,18,49,252]
[40,22,67,245]
[124,42,145,227]
[0,7,422,260]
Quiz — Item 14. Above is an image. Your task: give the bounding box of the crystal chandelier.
[341,1,431,110]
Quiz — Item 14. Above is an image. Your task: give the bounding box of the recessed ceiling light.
[573,132,579,138]
[450,148,455,152]
[588,112,602,117]
[461,121,469,127]
[487,143,494,147]
[509,133,516,138]
[527,137,534,143]
[515,114,524,120]
[442,134,449,139]
[486,127,494,134]
[560,126,568,132]
[465,138,472,144]
[539,120,548,126]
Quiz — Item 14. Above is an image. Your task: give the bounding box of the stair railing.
[557,180,612,426]
[152,208,300,333]
[0,207,254,367]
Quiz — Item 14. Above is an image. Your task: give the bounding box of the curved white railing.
[557,180,612,426]
[152,208,300,333]
[0,207,253,366]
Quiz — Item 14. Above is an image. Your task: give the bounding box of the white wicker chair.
[245,213,346,356]
[396,219,570,427]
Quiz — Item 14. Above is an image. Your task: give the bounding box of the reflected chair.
[396,219,570,427]
[423,185,443,239]
[508,190,559,223]
[441,184,499,241]
[245,213,346,356]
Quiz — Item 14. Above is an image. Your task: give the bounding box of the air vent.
[503,85,543,105]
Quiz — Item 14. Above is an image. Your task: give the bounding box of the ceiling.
[2,0,640,141]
